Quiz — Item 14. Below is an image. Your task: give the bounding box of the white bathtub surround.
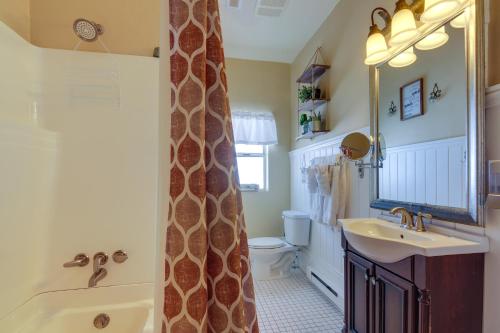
[290,127,372,311]
[255,270,343,333]
[0,22,159,320]
[0,283,153,333]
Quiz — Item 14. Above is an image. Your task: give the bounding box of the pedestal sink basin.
[340,218,489,263]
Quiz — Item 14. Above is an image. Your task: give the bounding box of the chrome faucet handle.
[416,212,432,232]
[63,253,89,268]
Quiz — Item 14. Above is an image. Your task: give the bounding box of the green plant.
[299,113,311,125]
[312,112,321,121]
[298,85,313,103]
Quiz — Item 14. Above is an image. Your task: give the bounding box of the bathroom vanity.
[341,229,484,333]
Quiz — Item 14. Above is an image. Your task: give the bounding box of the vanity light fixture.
[365,7,392,65]
[389,0,419,46]
[415,26,449,50]
[420,0,461,23]
[450,6,470,28]
[389,47,417,67]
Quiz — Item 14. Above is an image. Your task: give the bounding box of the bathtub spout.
[89,267,107,287]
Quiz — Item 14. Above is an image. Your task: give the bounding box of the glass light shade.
[390,8,419,46]
[415,26,449,50]
[365,32,390,65]
[389,47,417,68]
[451,7,470,28]
[421,0,461,23]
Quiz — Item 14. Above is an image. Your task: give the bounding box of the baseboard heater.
[311,271,338,297]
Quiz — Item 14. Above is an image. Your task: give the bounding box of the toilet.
[249,210,311,280]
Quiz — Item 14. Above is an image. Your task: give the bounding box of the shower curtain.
[164,0,259,332]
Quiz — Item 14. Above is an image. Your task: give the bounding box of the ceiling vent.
[255,0,289,17]
[227,0,242,9]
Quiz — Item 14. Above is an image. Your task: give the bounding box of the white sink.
[340,218,489,263]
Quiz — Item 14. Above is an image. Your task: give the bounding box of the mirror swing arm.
[354,145,384,179]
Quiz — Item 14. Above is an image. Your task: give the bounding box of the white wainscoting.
[289,128,371,311]
[379,136,467,208]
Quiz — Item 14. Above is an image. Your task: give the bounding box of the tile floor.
[254,269,344,333]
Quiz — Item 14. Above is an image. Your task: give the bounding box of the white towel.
[307,167,318,193]
[315,165,331,196]
[308,166,323,223]
[324,156,349,226]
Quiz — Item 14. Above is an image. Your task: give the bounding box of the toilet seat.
[249,237,286,249]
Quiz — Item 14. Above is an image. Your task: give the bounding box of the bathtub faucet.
[89,252,108,287]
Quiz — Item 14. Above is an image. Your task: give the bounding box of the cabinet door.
[346,252,375,333]
[374,267,417,333]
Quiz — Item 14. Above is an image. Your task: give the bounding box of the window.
[231,110,277,192]
[236,144,268,191]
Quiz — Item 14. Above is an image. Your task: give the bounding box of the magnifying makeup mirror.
[340,132,371,161]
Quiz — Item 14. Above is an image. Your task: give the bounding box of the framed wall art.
[400,78,424,120]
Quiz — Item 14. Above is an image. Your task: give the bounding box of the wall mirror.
[370,0,485,225]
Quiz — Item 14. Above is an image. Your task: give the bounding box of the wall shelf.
[296,130,329,141]
[298,98,329,112]
[296,64,330,84]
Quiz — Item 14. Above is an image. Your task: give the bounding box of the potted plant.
[299,113,312,135]
[298,86,313,104]
[312,112,322,132]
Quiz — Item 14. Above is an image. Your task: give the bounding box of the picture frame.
[400,78,424,121]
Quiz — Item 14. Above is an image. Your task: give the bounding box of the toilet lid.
[248,237,286,249]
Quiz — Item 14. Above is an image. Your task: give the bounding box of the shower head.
[73,18,103,42]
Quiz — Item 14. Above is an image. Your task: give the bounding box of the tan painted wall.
[0,0,160,56]
[225,58,291,238]
[379,23,467,148]
[0,0,30,40]
[290,0,394,149]
[489,0,500,86]
[30,0,159,56]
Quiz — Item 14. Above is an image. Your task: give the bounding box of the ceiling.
[219,0,340,63]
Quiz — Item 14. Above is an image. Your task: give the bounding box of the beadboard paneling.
[378,137,467,208]
[289,128,371,311]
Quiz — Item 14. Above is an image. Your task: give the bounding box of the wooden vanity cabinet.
[343,236,485,333]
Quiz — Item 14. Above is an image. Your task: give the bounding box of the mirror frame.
[369,0,486,226]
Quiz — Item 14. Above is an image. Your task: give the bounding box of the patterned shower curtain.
[164,0,259,332]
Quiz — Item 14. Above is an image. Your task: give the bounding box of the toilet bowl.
[249,237,296,280]
[249,211,311,280]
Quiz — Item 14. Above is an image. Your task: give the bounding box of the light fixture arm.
[370,7,392,35]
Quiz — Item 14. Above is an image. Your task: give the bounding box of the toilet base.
[250,250,296,281]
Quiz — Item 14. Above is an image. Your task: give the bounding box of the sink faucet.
[89,252,108,287]
[416,212,432,232]
[389,207,414,230]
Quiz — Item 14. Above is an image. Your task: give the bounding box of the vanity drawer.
[346,245,414,282]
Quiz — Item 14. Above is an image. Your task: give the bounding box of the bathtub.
[0,283,154,333]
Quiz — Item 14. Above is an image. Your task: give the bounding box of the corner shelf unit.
[296,49,331,141]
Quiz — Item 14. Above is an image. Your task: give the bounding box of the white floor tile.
[254,270,343,333]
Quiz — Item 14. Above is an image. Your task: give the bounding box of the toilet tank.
[282,210,311,246]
